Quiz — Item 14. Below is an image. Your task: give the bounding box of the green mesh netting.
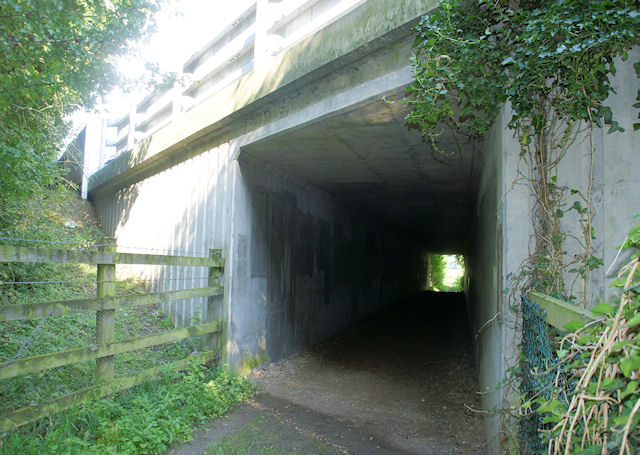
[520,295,558,454]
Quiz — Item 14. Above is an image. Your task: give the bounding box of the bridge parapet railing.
[0,243,225,432]
[264,0,365,57]
[103,0,365,163]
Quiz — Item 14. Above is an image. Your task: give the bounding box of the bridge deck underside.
[240,93,478,252]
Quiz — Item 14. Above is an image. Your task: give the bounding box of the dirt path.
[171,291,486,454]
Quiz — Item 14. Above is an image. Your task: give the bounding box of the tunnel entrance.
[234,90,483,451]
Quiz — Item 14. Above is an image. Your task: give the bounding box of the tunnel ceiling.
[240,93,478,250]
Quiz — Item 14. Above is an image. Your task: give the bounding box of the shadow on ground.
[169,291,487,454]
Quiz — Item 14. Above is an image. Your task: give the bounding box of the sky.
[100,0,255,118]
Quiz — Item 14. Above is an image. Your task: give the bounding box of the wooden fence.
[0,242,225,432]
[529,291,596,332]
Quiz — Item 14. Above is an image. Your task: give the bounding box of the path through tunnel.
[250,291,485,454]
[233,91,487,452]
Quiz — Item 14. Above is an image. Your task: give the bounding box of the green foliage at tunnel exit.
[0,0,159,232]
[429,254,464,292]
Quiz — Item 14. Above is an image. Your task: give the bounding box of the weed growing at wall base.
[533,217,640,454]
[0,363,254,455]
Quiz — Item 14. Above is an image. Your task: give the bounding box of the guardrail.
[0,243,225,432]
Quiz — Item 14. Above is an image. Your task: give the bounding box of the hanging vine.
[406,0,640,302]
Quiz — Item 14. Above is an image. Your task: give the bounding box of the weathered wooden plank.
[0,350,219,432]
[206,249,224,353]
[0,246,224,267]
[96,241,116,382]
[0,321,221,380]
[529,291,597,332]
[0,286,223,321]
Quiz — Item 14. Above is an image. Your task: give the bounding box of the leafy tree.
[406,0,640,300]
[0,0,159,229]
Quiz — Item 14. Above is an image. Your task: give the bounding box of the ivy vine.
[406,0,640,301]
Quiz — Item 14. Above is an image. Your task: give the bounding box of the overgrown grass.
[0,363,253,454]
[0,184,254,452]
[0,184,106,305]
[0,185,206,410]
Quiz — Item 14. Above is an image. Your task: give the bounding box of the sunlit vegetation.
[429,254,464,292]
[1,364,253,455]
[0,185,253,453]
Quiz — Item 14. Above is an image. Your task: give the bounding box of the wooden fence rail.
[0,242,225,432]
[0,286,222,321]
[529,291,596,332]
[0,245,224,267]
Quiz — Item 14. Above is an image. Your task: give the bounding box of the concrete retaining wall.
[467,51,640,453]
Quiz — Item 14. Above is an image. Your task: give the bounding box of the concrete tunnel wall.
[465,50,640,453]
[228,156,430,369]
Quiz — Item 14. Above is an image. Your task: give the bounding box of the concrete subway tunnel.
[228,96,488,453]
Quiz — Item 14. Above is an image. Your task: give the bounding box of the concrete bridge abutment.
[86,0,640,450]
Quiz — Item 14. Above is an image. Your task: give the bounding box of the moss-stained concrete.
[237,350,269,376]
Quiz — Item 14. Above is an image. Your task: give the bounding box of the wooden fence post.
[96,238,116,382]
[206,249,224,363]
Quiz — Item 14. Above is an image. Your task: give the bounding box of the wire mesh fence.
[520,295,574,454]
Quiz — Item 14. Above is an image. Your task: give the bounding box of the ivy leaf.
[620,381,638,400]
[627,313,640,328]
[564,320,585,331]
[537,399,565,415]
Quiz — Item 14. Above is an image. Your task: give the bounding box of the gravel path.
[171,291,487,454]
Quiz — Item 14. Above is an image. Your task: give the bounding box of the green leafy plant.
[0,363,254,454]
[406,0,640,302]
[0,0,159,230]
[534,217,640,454]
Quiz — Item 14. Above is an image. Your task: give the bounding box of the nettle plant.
[406,0,640,302]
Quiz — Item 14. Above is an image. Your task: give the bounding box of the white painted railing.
[97,0,362,170]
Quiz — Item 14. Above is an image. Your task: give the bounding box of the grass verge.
[1,184,254,452]
[0,363,253,454]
